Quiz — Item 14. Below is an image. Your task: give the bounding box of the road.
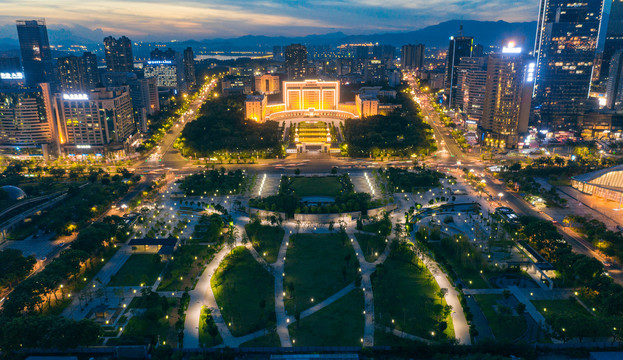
[406,77,623,285]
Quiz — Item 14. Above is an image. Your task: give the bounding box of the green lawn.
[290,176,343,197]
[239,331,281,347]
[284,233,358,314]
[474,294,527,342]
[211,247,275,337]
[199,306,223,347]
[430,239,490,289]
[157,245,218,291]
[108,254,166,287]
[361,217,392,236]
[289,289,364,347]
[245,222,284,263]
[374,329,424,347]
[532,299,591,319]
[373,257,452,340]
[355,232,387,262]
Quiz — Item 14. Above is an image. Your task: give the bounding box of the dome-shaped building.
[1,185,27,201]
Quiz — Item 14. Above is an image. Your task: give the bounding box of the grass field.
[430,241,490,289]
[284,233,358,314]
[355,232,387,262]
[239,331,281,347]
[199,306,223,347]
[108,254,166,287]
[474,294,527,342]
[374,329,423,347]
[245,223,284,264]
[532,299,591,319]
[373,257,453,340]
[289,176,343,197]
[289,289,364,346]
[157,245,217,291]
[211,247,275,337]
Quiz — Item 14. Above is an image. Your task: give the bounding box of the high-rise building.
[16,19,53,86]
[285,44,308,80]
[445,35,473,108]
[101,72,159,133]
[145,48,186,92]
[273,45,284,62]
[0,57,21,72]
[0,83,54,149]
[533,0,604,130]
[606,49,623,109]
[364,59,385,84]
[57,52,100,92]
[103,36,134,72]
[54,86,135,152]
[600,0,623,86]
[472,44,485,58]
[456,56,488,120]
[183,47,196,87]
[401,44,425,70]
[255,74,280,94]
[480,50,534,148]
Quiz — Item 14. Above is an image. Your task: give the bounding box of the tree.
[437,288,448,304]
[294,168,301,175]
[0,249,36,289]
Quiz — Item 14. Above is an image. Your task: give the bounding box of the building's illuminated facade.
[0,83,55,147]
[356,94,379,117]
[283,80,339,111]
[245,94,267,122]
[480,51,534,149]
[255,74,280,95]
[54,86,135,152]
[533,0,604,130]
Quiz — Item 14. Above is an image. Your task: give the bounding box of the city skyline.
[0,0,546,40]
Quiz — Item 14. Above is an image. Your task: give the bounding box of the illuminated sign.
[526,62,536,83]
[63,93,89,100]
[76,144,92,149]
[147,60,172,65]
[502,46,522,54]
[0,72,24,80]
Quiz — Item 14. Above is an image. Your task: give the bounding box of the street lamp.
[498,192,504,201]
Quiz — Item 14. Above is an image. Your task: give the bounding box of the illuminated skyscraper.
[533,0,604,130]
[57,52,99,92]
[480,50,534,149]
[54,86,135,153]
[445,35,473,108]
[0,83,54,148]
[16,19,53,86]
[285,44,308,80]
[600,0,623,86]
[104,36,134,72]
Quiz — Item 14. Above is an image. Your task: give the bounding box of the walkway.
[274,225,293,347]
[348,229,377,347]
[413,241,472,345]
[62,246,132,320]
[183,243,236,348]
[299,283,355,320]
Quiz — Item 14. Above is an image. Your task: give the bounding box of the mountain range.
[0,20,539,54]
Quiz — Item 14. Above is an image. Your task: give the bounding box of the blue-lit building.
[533,0,605,131]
